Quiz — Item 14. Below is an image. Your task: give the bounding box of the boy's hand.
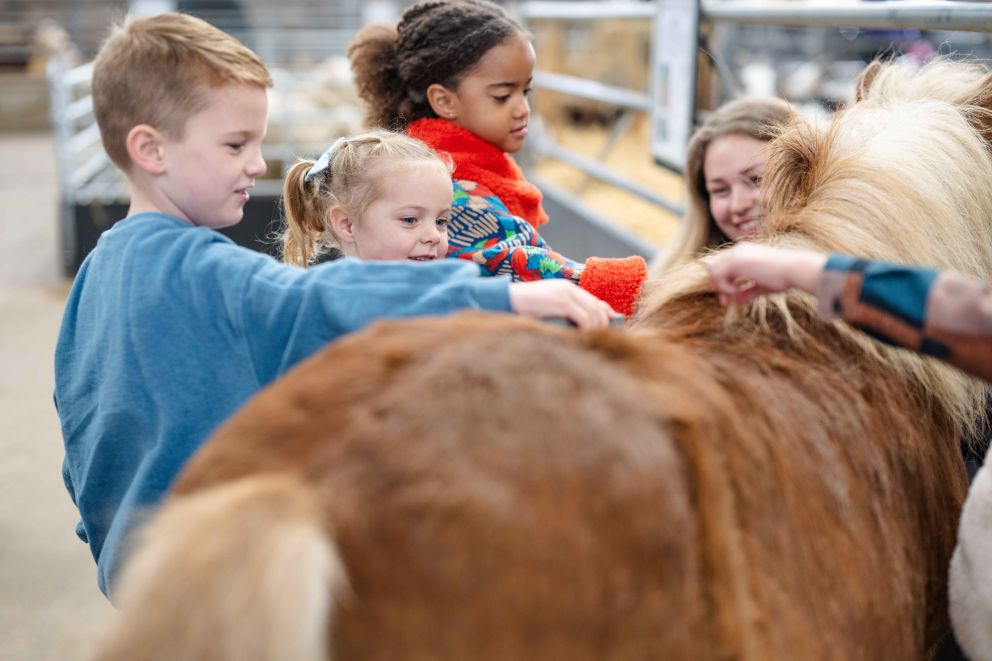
[508,280,616,330]
[706,243,828,306]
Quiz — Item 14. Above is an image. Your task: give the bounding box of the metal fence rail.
[532,71,652,112]
[518,2,655,20]
[702,0,992,31]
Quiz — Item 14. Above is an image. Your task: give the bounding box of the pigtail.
[348,24,407,130]
[281,160,331,267]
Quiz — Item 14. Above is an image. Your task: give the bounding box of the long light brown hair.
[654,97,793,273]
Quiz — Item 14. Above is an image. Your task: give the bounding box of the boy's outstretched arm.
[508,279,616,330]
[235,247,616,382]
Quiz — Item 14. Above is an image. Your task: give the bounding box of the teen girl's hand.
[508,279,616,330]
[706,242,828,306]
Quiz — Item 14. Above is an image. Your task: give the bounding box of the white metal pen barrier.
[516,0,992,223]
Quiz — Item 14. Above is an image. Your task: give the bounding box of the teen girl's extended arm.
[707,242,992,381]
[817,253,992,382]
[448,179,648,317]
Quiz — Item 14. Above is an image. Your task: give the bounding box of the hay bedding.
[530,119,683,249]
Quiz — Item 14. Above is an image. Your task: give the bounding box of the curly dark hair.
[348,0,526,130]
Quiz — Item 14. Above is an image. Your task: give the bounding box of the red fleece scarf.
[408,118,549,227]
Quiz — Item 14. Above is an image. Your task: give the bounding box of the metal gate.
[518,0,992,234]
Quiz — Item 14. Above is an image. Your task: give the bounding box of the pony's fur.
[93,59,992,660]
[94,475,346,661]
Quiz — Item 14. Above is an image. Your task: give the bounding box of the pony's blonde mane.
[636,58,992,437]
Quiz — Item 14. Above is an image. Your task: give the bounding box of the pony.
[92,59,992,661]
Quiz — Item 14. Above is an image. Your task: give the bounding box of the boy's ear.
[126,124,166,175]
[329,207,357,246]
[426,83,459,120]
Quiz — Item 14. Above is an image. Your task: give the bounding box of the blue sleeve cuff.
[824,253,938,328]
[860,263,938,329]
[469,272,513,312]
[824,252,860,272]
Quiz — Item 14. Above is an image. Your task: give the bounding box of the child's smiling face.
[704,133,769,241]
[336,159,453,262]
[445,32,535,153]
[157,83,268,229]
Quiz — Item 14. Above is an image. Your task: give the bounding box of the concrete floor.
[0,132,116,661]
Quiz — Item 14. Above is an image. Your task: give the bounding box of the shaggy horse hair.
[94,59,992,661]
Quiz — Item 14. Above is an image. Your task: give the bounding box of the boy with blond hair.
[55,12,613,598]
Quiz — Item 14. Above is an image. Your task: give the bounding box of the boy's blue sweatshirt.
[54,212,511,597]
